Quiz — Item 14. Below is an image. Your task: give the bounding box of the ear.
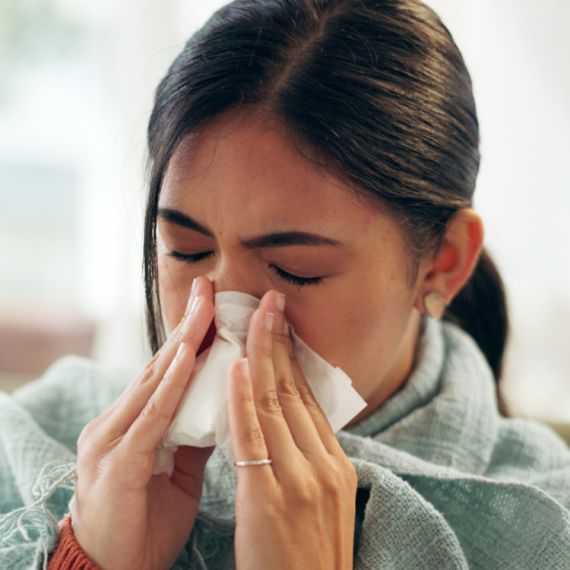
[413,208,484,315]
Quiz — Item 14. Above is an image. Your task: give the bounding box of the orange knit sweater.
[47,517,99,570]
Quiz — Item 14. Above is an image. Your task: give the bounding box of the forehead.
[159,112,398,246]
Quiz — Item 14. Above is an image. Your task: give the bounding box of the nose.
[207,256,265,300]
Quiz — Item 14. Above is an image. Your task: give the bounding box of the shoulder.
[9,355,135,453]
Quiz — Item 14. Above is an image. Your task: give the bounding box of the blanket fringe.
[0,460,76,569]
[1,461,238,570]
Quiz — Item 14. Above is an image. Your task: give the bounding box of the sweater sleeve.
[47,516,100,570]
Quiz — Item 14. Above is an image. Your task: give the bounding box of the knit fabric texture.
[1,316,569,569]
[46,517,98,570]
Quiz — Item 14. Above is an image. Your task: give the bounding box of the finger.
[270,293,328,457]
[245,297,302,467]
[100,277,201,420]
[289,350,345,456]
[124,314,208,455]
[105,277,214,439]
[81,312,192,438]
[227,358,274,479]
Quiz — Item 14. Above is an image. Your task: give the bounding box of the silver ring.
[234,458,272,467]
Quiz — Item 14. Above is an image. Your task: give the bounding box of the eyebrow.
[158,208,214,237]
[157,207,343,249]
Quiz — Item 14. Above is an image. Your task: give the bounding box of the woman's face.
[157,113,424,421]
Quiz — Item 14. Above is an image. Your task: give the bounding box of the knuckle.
[285,460,357,509]
[259,342,273,359]
[275,373,299,397]
[295,486,315,506]
[76,435,107,476]
[140,398,168,423]
[236,383,255,406]
[327,458,358,493]
[321,479,342,499]
[319,463,343,493]
[242,425,266,448]
[293,475,319,506]
[272,331,289,346]
[258,390,282,415]
[283,469,314,503]
[76,419,107,456]
[138,358,159,385]
[75,420,134,483]
[298,383,319,409]
[114,445,152,478]
[77,422,94,448]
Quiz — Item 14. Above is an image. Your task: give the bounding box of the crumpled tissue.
[154,291,367,474]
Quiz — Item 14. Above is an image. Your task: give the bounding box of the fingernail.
[182,297,200,329]
[186,279,198,312]
[264,312,274,331]
[275,294,285,312]
[239,358,249,377]
[189,295,200,315]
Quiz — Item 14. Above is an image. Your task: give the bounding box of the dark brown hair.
[145,0,508,385]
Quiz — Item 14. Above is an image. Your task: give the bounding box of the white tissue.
[154,291,367,474]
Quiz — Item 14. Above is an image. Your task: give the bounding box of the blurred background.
[0,0,568,426]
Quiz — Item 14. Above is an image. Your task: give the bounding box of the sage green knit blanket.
[1,317,569,568]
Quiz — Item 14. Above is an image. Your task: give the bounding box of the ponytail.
[443,248,509,385]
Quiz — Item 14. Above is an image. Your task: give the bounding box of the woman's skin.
[72,111,484,570]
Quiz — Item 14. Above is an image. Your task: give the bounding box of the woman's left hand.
[227,290,357,570]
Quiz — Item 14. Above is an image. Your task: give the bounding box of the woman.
[2,0,569,568]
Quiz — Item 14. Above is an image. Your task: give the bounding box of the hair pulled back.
[145,0,509,386]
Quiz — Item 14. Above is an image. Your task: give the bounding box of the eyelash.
[167,250,323,288]
[270,265,322,287]
[168,251,212,263]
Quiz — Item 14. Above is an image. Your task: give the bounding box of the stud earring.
[424,291,446,319]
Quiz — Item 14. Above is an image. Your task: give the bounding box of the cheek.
[282,290,367,368]
[285,277,414,395]
[157,254,193,334]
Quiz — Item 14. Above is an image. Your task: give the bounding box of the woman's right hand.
[72,276,216,570]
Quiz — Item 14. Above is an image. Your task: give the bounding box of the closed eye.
[167,250,214,263]
[167,250,323,288]
[270,265,322,287]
